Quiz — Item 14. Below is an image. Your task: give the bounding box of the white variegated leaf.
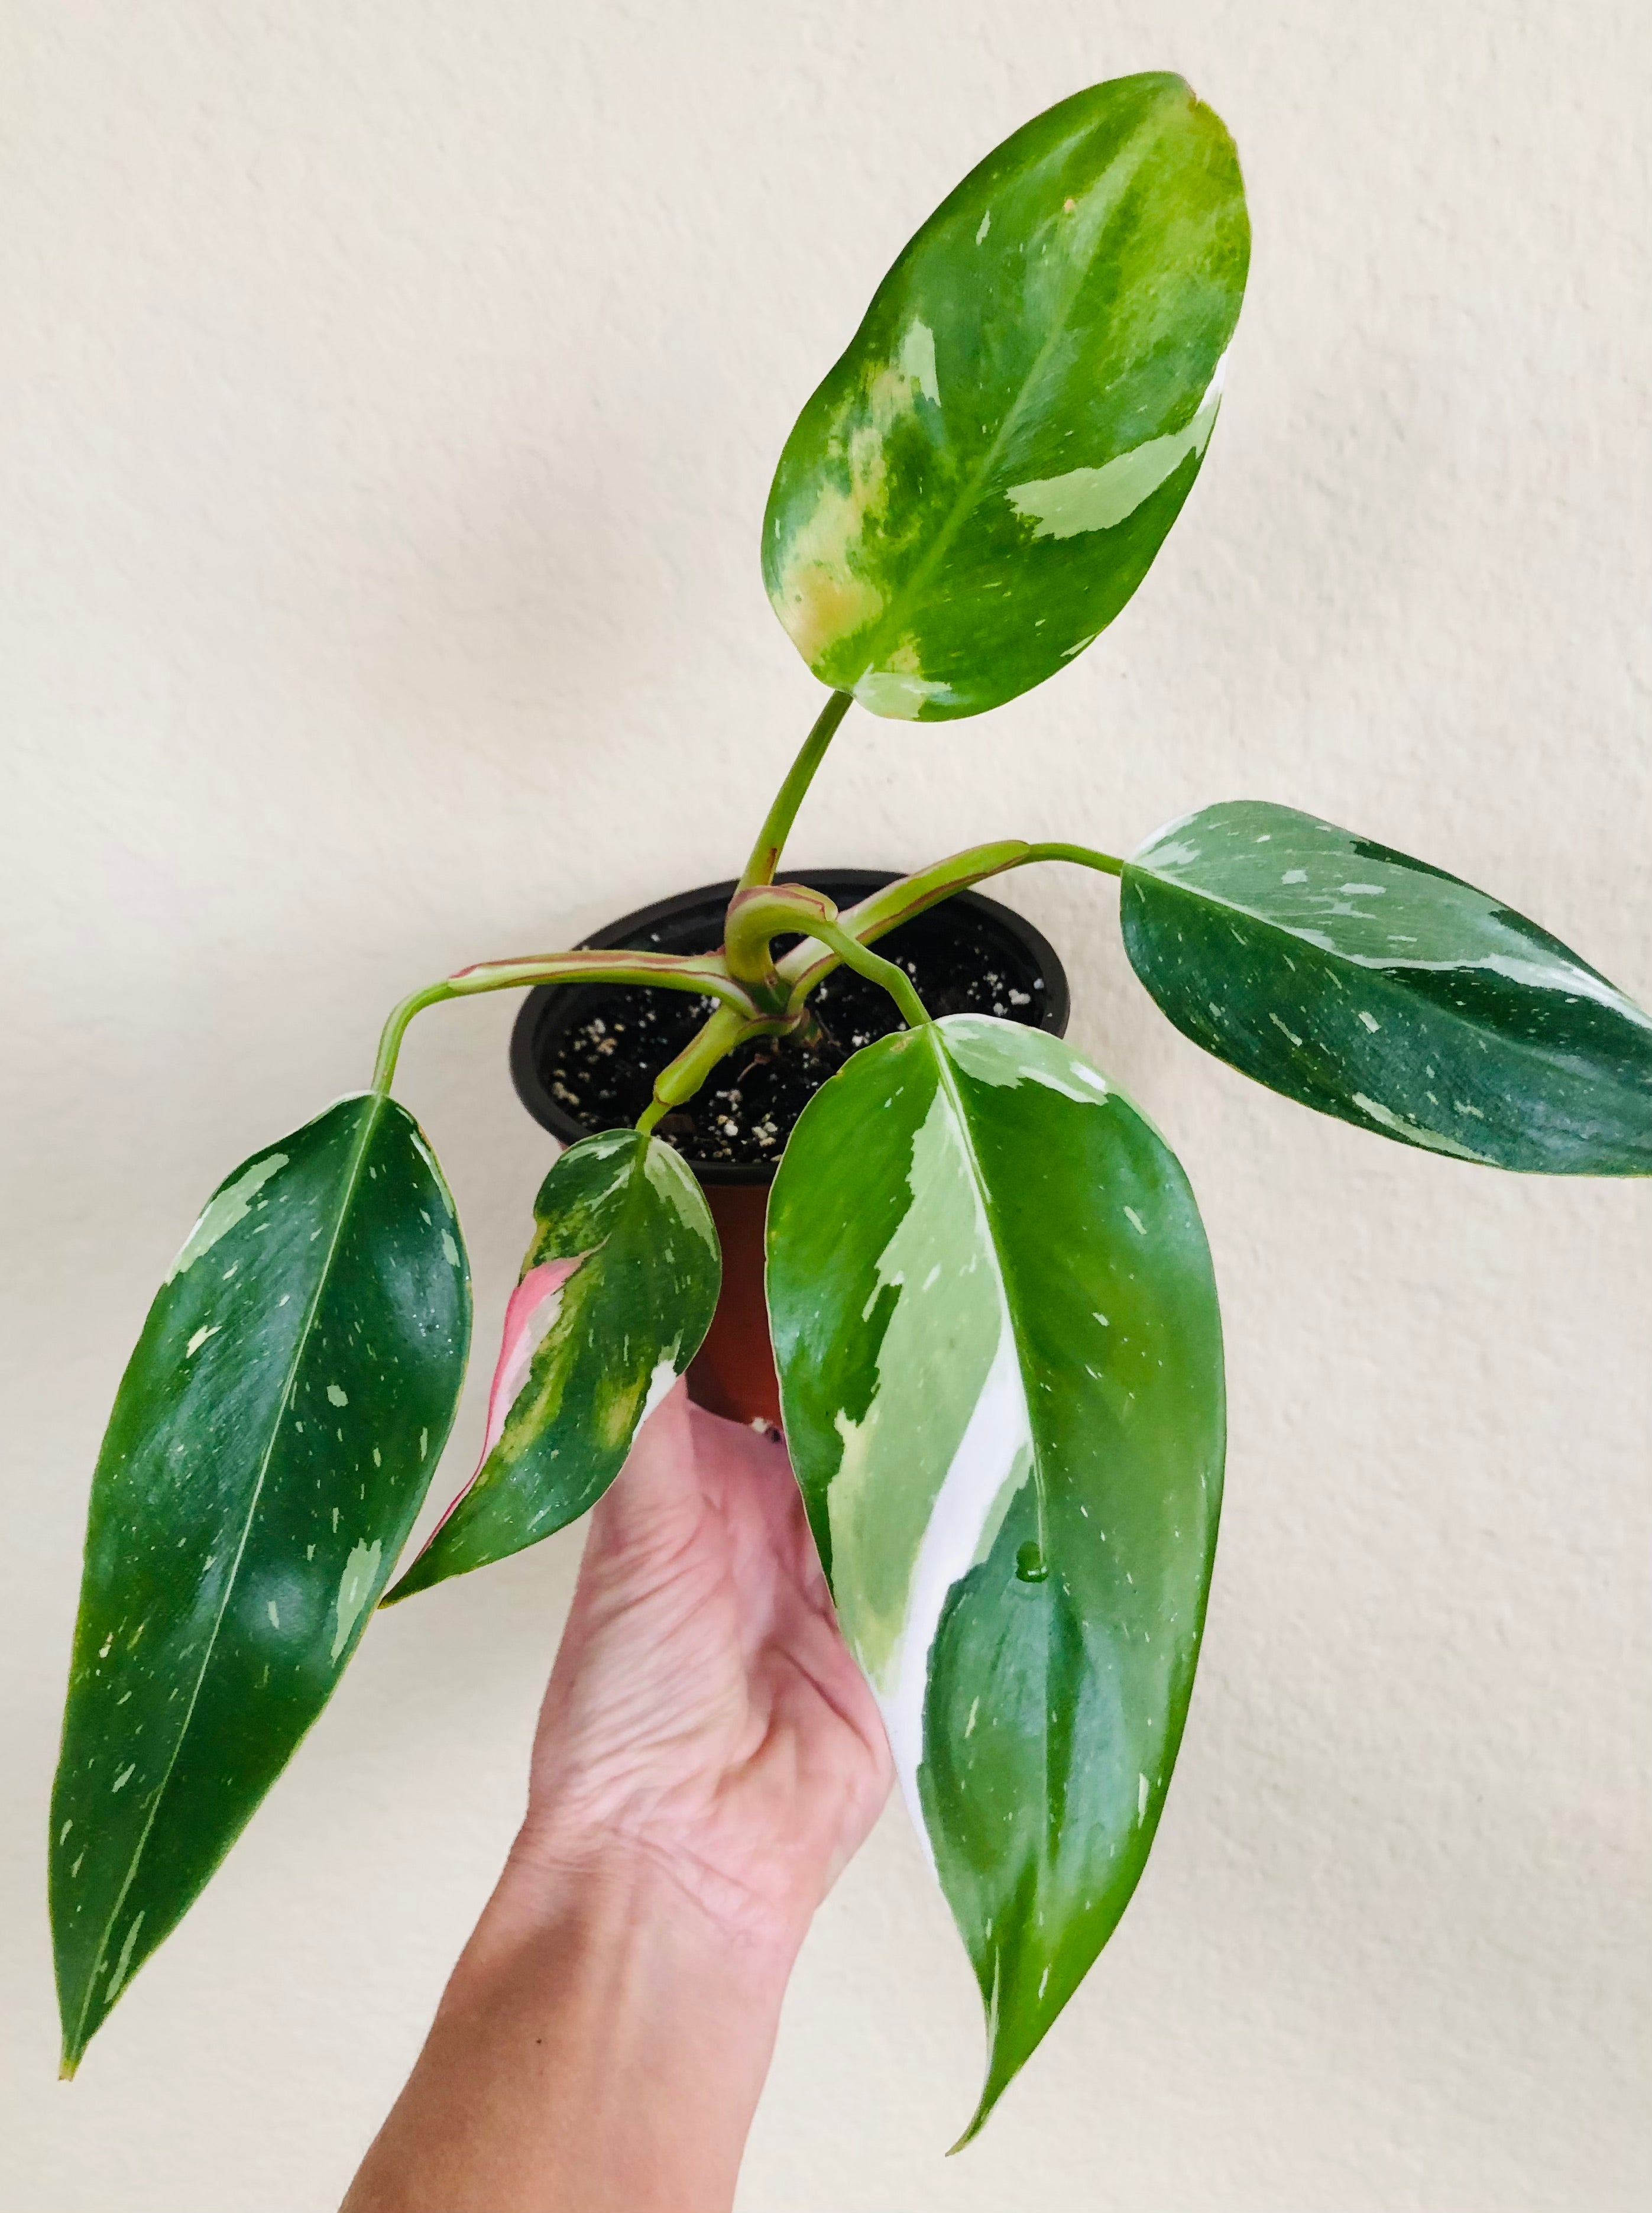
[768,1015,1223,2138]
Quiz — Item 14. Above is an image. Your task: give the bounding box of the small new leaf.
[1122,801,1652,1172]
[51,1095,471,2070]
[767,1016,1224,2138]
[386,1131,721,1599]
[763,75,1249,720]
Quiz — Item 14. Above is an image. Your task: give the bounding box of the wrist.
[501,1792,822,1962]
[348,1843,793,2213]
[386,1832,794,2213]
[471,1824,806,2004]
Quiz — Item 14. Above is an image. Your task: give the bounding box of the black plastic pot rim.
[509,867,1071,1187]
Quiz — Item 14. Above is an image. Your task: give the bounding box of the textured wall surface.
[2,5,1648,2208]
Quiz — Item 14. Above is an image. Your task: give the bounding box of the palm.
[520,1384,892,1946]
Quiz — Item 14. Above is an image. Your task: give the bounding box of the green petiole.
[804,917,932,1031]
[371,838,1120,1126]
[777,838,1124,1010]
[371,951,756,1098]
[736,688,853,895]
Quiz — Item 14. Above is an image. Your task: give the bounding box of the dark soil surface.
[535,902,1051,1170]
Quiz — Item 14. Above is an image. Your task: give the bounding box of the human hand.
[345,1383,890,2213]
[508,1381,893,1956]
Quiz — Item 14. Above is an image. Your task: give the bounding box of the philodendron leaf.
[763,74,1248,720]
[386,1130,720,1600]
[1121,801,1652,1172]
[767,1015,1224,2140]
[51,1094,470,2070]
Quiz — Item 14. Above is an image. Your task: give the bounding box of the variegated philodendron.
[387,1130,720,1600]
[763,73,1249,720]
[51,1096,471,2072]
[1122,801,1652,1172]
[767,1016,1225,2138]
[51,60,1648,2146]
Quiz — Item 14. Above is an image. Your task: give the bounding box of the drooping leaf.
[763,74,1249,720]
[386,1130,720,1600]
[51,1094,471,2070]
[767,1015,1224,2139]
[1121,801,1652,1172]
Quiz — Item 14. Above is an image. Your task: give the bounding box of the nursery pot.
[510,869,1070,1428]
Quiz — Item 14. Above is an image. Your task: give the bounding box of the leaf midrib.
[67,1092,387,2060]
[854,110,1170,681]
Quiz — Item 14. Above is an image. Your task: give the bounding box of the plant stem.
[736,689,853,892]
[723,881,838,1006]
[371,983,458,1096]
[629,836,1115,1137]
[634,907,934,1141]
[776,840,1029,1004]
[1016,840,1123,876]
[635,1004,782,1136]
[634,920,930,1141]
[371,950,755,1098]
[776,838,1124,1010]
[806,918,932,1030]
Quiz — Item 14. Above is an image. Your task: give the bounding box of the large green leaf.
[386,1130,720,1601]
[1121,801,1652,1172]
[763,75,1248,720]
[50,1094,470,2071]
[767,1015,1223,2138]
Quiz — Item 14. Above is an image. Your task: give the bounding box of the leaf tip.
[377,1561,423,1609]
[945,2094,993,2156]
[947,2056,1017,2154]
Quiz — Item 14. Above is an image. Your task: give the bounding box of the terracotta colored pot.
[509,870,1070,1428]
[687,1183,782,1426]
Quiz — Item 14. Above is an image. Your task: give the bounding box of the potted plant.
[50,73,1651,2147]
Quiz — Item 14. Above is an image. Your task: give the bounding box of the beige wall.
[3,4,1648,2207]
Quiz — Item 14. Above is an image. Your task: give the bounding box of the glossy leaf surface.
[387,1130,720,1600]
[1122,801,1652,1172]
[767,1015,1223,2137]
[51,1095,470,2068]
[763,75,1248,720]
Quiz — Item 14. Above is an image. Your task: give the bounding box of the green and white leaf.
[386,1130,721,1601]
[51,1094,471,2069]
[763,74,1249,720]
[1122,801,1652,1172]
[767,1015,1224,2138]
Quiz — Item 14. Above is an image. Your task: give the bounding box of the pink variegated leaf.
[474,1253,587,1474]
[386,1130,719,1599]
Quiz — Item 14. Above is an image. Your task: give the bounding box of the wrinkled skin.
[345,1386,893,2213]
[516,1381,893,1950]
